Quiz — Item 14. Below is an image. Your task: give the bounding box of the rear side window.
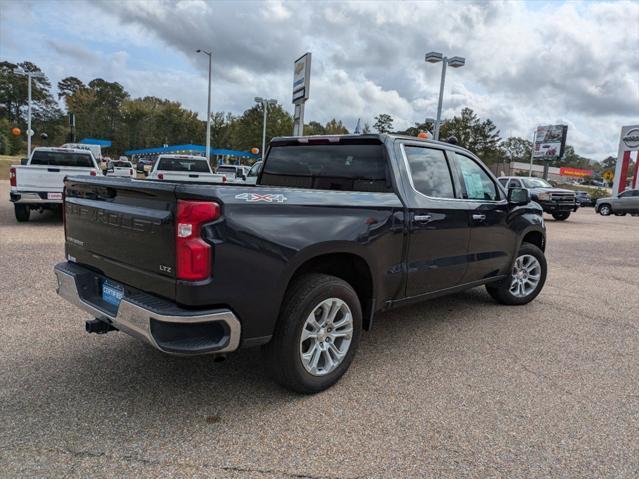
[157,158,210,172]
[261,142,392,192]
[31,151,94,167]
[403,146,455,198]
[454,153,499,201]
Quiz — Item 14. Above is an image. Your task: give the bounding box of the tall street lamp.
[254,97,277,159]
[425,52,465,141]
[196,49,212,161]
[16,68,45,157]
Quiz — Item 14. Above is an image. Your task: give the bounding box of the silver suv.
[595,189,639,216]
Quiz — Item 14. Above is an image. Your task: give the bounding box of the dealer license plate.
[102,280,124,307]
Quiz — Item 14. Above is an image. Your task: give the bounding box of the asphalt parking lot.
[1,180,638,478]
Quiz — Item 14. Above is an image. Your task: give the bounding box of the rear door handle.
[414,214,432,223]
[472,214,486,221]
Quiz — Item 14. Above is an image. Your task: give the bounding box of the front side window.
[248,161,262,178]
[619,190,633,198]
[509,179,522,188]
[498,178,508,187]
[454,153,499,201]
[403,146,455,198]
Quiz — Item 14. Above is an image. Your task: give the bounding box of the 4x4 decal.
[234,193,288,203]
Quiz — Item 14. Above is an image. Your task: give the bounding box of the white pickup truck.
[215,164,250,183]
[9,147,100,222]
[147,155,227,183]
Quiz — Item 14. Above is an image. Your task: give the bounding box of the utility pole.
[196,49,213,162]
[15,69,45,157]
[425,52,465,141]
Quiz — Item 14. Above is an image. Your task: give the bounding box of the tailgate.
[16,166,93,191]
[64,176,178,299]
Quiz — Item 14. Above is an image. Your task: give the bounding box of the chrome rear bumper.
[54,262,241,355]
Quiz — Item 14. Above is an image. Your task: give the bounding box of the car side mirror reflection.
[508,187,530,206]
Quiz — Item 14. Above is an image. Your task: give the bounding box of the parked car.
[575,190,593,207]
[9,147,100,222]
[595,189,639,216]
[106,160,135,178]
[147,155,226,183]
[244,160,263,185]
[215,164,251,183]
[498,176,578,221]
[55,134,547,393]
[135,158,157,176]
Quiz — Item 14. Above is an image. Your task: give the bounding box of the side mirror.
[508,187,530,206]
[21,158,28,165]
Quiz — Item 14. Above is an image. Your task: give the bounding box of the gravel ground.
[1,180,637,478]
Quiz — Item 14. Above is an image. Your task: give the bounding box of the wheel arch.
[283,248,376,331]
[520,227,545,252]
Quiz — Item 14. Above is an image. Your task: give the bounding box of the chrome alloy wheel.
[300,298,353,376]
[510,254,542,298]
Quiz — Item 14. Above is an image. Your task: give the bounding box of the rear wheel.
[614,212,627,216]
[263,274,362,394]
[599,204,611,216]
[14,204,30,222]
[486,243,547,305]
[551,212,570,221]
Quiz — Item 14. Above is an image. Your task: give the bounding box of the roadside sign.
[559,167,593,178]
[533,125,568,159]
[292,52,311,103]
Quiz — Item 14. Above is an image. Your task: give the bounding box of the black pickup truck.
[55,134,547,393]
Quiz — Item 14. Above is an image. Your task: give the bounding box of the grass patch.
[0,156,21,180]
[557,183,611,200]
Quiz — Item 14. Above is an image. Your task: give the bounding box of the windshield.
[30,151,94,167]
[522,178,552,188]
[157,158,210,172]
[112,161,131,168]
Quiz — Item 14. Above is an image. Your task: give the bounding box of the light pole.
[16,68,45,157]
[425,52,465,141]
[196,49,212,162]
[254,97,277,159]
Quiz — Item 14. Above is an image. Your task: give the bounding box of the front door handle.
[472,214,486,221]
[414,214,432,223]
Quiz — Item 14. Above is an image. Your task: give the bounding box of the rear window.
[30,151,94,167]
[112,161,131,168]
[261,142,392,192]
[217,166,238,174]
[157,158,210,172]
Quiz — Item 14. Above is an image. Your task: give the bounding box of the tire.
[614,212,627,216]
[551,212,570,221]
[486,243,547,306]
[263,273,362,394]
[14,204,30,222]
[599,204,611,216]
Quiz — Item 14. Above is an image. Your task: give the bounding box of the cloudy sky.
[1,0,638,159]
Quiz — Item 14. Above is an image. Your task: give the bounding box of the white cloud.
[2,0,638,160]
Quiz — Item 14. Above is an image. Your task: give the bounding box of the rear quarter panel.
[175,184,406,340]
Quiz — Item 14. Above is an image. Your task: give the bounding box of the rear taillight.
[90,170,97,176]
[9,167,16,187]
[130,169,133,175]
[222,175,227,183]
[176,200,220,281]
[158,173,164,180]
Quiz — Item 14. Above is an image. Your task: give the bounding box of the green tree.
[397,118,435,137]
[57,76,86,101]
[500,137,532,163]
[304,121,326,136]
[440,108,501,164]
[230,103,293,151]
[324,118,349,134]
[373,113,393,133]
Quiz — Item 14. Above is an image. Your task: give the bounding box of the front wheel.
[14,204,30,222]
[263,274,362,394]
[486,243,547,305]
[552,212,570,221]
[599,204,611,216]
